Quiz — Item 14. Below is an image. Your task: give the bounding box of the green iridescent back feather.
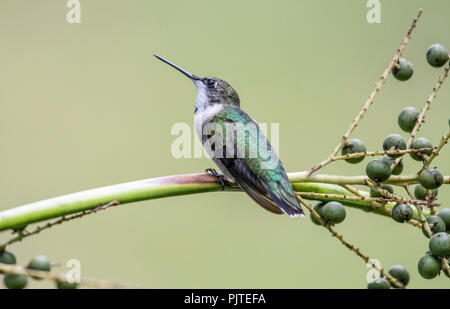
[210,105,303,216]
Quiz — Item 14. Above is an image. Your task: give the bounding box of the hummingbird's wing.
[208,107,304,217]
[228,164,283,215]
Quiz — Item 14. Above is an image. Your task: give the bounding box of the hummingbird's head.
[154,54,240,111]
[193,77,240,110]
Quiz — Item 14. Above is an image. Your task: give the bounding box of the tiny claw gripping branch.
[205,168,226,191]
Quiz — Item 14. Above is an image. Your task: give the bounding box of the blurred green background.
[0,0,449,288]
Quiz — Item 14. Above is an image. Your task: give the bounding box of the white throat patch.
[194,80,208,110]
[194,104,224,140]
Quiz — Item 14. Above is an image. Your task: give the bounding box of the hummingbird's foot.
[205,168,225,191]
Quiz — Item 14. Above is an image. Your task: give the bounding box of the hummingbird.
[154,55,304,217]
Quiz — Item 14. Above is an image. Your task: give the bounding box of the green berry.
[409,137,433,161]
[367,277,390,289]
[310,202,325,225]
[391,203,413,223]
[382,155,403,175]
[418,255,441,279]
[419,168,443,189]
[398,106,419,132]
[366,159,391,182]
[413,184,438,200]
[341,138,367,164]
[321,201,346,224]
[0,251,16,274]
[28,254,51,271]
[428,232,450,257]
[0,251,16,265]
[4,274,28,289]
[388,265,409,288]
[27,254,51,279]
[56,280,78,289]
[426,44,449,68]
[392,58,414,81]
[370,184,393,198]
[437,208,450,231]
[392,161,403,175]
[421,216,446,238]
[383,134,407,158]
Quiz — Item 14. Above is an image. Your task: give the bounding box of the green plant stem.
[291,183,426,220]
[289,172,450,185]
[0,172,437,232]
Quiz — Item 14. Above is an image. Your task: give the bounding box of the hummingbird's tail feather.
[217,156,304,217]
[262,180,305,218]
[231,168,304,217]
[266,191,304,218]
[237,179,284,215]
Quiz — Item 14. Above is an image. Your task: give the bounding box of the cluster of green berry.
[389,203,450,282]
[340,45,447,192]
[368,265,410,289]
[418,208,450,280]
[366,206,449,288]
[392,43,449,81]
[0,251,77,289]
[342,107,445,197]
[367,213,450,289]
[341,132,441,185]
[329,43,449,288]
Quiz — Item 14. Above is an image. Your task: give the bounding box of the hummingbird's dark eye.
[206,79,216,87]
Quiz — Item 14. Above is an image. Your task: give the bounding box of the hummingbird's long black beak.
[154,54,200,80]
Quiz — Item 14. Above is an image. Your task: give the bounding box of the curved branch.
[0,172,439,232]
[0,263,137,289]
